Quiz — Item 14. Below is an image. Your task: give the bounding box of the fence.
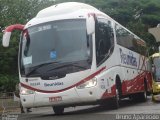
[0,92,20,114]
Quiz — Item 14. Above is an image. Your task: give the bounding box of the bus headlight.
[76,77,97,89]
[21,87,35,95]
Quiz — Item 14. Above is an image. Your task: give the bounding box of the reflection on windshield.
[20,19,92,77]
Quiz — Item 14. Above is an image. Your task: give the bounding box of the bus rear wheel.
[131,82,147,102]
[139,82,147,102]
[52,106,64,115]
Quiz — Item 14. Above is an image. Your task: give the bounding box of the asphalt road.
[3,96,160,120]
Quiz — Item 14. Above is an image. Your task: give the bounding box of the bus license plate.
[49,96,62,102]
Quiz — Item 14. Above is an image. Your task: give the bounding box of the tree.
[0,0,160,92]
[0,0,54,92]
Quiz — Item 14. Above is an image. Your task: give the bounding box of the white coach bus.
[2,2,152,114]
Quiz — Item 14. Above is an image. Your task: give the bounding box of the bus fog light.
[21,87,35,95]
[76,77,97,89]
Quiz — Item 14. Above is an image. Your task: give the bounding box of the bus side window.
[95,18,114,66]
[115,24,147,56]
[116,24,134,50]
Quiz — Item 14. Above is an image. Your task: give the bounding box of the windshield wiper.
[26,62,59,77]
[47,63,87,72]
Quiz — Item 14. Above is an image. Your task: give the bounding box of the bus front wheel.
[52,106,64,115]
[110,87,120,109]
[110,77,122,109]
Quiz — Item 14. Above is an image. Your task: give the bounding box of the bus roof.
[36,2,99,18]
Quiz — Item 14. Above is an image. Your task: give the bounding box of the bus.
[2,2,152,114]
[150,53,160,101]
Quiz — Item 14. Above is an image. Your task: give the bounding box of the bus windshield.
[153,57,160,82]
[20,19,92,78]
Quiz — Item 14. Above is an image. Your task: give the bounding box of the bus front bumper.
[20,86,100,108]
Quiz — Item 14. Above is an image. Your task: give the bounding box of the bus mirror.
[2,32,11,47]
[86,15,95,34]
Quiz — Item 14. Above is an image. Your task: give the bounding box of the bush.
[0,74,19,92]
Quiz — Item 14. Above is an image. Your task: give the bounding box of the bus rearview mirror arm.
[2,24,24,47]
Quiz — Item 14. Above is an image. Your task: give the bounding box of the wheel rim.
[116,89,120,107]
[144,90,147,99]
[116,89,120,101]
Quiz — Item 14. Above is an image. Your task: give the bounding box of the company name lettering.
[120,48,137,67]
[44,82,64,87]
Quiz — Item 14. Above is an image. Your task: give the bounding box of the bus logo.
[119,48,137,67]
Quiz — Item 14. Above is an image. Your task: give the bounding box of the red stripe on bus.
[5,24,24,32]
[20,66,106,93]
[101,71,152,99]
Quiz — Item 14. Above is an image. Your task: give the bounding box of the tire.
[110,77,122,109]
[129,94,137,102]
[110,88,120,109]
[137,82,147,102]
[26,108,32,113]
[141,82,148,102]
[142,90,147,102]
[138,92,147,102]
[101,77,121,109]
[53,106,64,115]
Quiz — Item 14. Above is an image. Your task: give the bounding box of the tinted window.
[116,24,134,50]
[116,24,147,56]
[95,18,114,66]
